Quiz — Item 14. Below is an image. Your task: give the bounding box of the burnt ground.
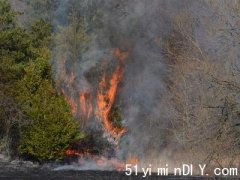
[0,162,234,180]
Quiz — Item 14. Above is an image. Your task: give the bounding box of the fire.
[64,48,131,171]
[97,48,128,138]
[126,156,139,165]
[65,148,140,171]
[80,92,92,128]
[60,48,128,137]
[113,48,129,63]
[65,149,91,158]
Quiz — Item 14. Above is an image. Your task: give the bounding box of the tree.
[0,1,83,161]
[164,10,240,167]
[54,14,89,62]
[0,0,31,156]
[17,24,84,161]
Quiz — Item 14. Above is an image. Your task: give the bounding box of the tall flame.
[96,48,128,138]
[113,48,129,63]
[64,49,139,170]
[64,48,129,165]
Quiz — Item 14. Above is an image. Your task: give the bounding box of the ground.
[0,160,228,180]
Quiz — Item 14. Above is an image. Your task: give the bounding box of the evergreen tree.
[0,0,83,160]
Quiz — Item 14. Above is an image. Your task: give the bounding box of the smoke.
[52,0,194,166]
[51,0,239,168]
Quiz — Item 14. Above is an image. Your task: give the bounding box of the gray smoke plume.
[52,0,195,165]
[51,0,239,169]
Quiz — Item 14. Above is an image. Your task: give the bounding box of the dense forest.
[1,0,240,172]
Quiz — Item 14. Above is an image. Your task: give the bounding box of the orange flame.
[65,148,140,171]
[64,48,131,170]
[80,92,93,128]
[65,149,91,159]
[113,48,129,63]
[97,48,128,138]
[126,156,139,165]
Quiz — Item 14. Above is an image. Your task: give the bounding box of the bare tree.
[164,9,240,168]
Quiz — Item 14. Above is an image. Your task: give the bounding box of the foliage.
[30,19,52,48]
[0,0,18,29]
[0,0,31,156]
[17,48,83,161]
[23,0,57,23]
[0,0,83,161]
[54,16,90,62]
